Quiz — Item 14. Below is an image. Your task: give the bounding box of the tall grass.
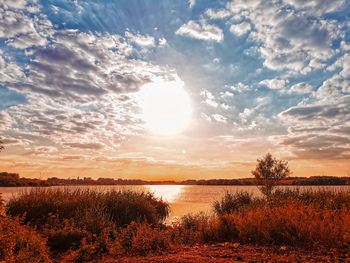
[173,189,350,250]
[6,188,170,257]
[6,188,169,229]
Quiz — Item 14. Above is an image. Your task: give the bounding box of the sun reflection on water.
[145,185,185,203]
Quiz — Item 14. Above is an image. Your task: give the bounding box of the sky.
[0,0,349,180]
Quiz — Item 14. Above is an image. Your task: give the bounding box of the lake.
[1,185,349,221]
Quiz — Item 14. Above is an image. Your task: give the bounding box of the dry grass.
[173,189,350,250]
[5,188,169,259]
[6,188,169,229]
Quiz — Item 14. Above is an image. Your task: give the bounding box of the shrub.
[231,202,350,249]
[176,202,350,249]
[213,191,255,215]
[121,222,171,255]
[0,215,52,263]
[0,193,5,216]
[43,219,90,254]
[64,222,171,262]
[170,212,211,245]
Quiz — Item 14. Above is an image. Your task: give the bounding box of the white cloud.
[229,22,251,36]
[176,20,224,42]
[239,108,254,120]
[188,0,195,9]
[205,8,231,19]
[212,114,227,123]
[260,78,287,90]
[315,75,350,99]
[220,91,234,98]
[228,82,251,93]
[327,53,350,78]
[288,82,313,94]
[224,0,344,73]
[0,3,51,49]
[0,0,27,10]
[125,32,155,47]
[283,0,345,16]
[201,89,219,107]
[2,31,172,103]
[340,41,350,51]
[0,111,14,130]
[0,54,25,83]
[158,37,167,46]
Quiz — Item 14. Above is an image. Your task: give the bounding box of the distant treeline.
[0,172,350,187]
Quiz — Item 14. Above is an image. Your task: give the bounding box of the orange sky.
[1,138,348,180]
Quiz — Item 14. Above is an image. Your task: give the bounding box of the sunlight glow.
[139,79,191,135]
[146,185,185,202]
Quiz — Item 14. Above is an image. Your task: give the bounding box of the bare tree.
[251,153,291,197]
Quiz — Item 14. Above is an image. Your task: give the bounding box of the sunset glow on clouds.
[0,0,349,179]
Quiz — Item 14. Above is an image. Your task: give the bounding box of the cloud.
[315,69,350,100]
[125,32,156,47]
[279,87,350,159]
[283,0,345,16]
[0,0,27,9]
[201,89,219,107]
[288,82,314,94]
[205,8,231,19]
[3,30,172,103]
[279,133,350,159]
[223,0,344,73]
[0,19,185,161]
[158,37,167,46]
[0,111,14,130]
[228,82,251,93]
[176,20,224,42]
[229,22,251,36]
[0,2,52,49]
[64,142,104,150]
[327,53,350,79]
[212,114,227,123]
[260,78,286,90]
[0,53,25,83]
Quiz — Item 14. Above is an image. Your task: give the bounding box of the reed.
[172,189,350,250]
[6,188,169,229]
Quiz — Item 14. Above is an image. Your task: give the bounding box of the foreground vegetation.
[1,187,349,262]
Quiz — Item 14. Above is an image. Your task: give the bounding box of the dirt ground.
[115,243,350,263]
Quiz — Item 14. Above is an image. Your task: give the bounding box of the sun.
[139,79,191,135]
